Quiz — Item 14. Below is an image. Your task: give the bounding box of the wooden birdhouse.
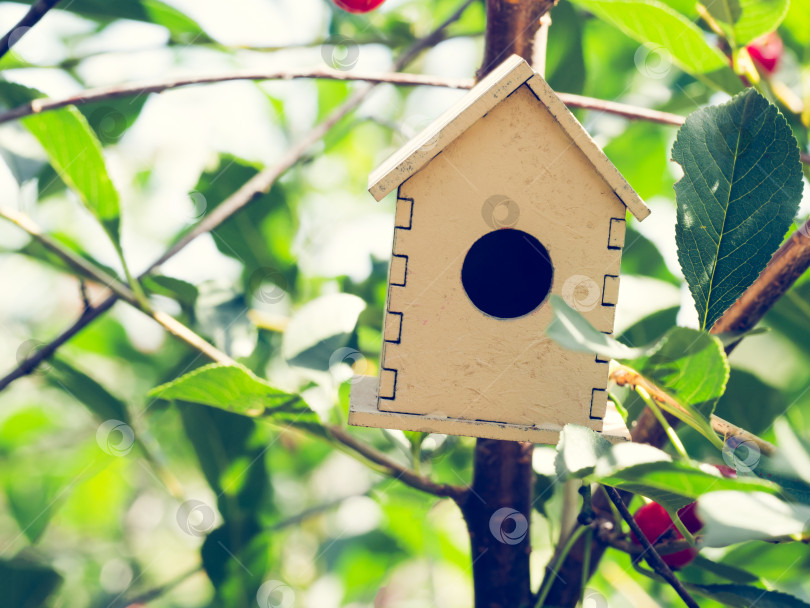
[349,55,650,444]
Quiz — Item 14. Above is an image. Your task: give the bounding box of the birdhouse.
[349,55,650,444]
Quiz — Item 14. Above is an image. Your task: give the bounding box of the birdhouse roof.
[368,55,650,221]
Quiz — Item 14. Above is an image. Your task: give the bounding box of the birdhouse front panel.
[377,81,625,430]
[349,55,650,444]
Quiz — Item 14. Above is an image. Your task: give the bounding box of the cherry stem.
[604,485,700,608]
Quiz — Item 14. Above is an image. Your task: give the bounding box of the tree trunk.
[464,3,556,607]
[462,439,534,607]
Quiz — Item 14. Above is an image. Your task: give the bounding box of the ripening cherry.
[332,0,386,13]
[631,501,701,569]
[746,32,783,75]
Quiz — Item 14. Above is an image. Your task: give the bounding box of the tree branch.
[2,63,809,166]
[603,485,699,608]
[0,0,61,61]
[0,70,473,126]
[0,0,476,392]
[326,425,467,502]
[0,206,238,367]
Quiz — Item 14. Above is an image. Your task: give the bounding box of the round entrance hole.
[460,229,553,319]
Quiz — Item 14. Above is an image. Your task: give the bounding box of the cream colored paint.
[351,57,648,444]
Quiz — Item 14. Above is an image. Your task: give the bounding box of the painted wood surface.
[350,55,648,444]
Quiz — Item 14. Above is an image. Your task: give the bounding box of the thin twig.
[0,0,61,62]
[610,364,777,456]
[603,485,700,608]
[0,70,473,125]
[5,68,809,167]
[0,206,237,367]
[326,424,467,502]
[0,0,476,391]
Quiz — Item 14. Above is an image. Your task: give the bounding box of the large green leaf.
[702,0,789,46]
[690,584,810,608]
[151,364,323,435]
[672,88,803,330]
[0,82,122,245]
[697,491,810,546]
[569,0,742,93]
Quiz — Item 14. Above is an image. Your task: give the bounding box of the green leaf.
[569,0,742,93]
[766,282,810,358]
[142,0,213,44]
[151,364,323,435]
[45,358,131,425]
[702,0,789,46]
[547,295,645,359]
[556,429,777,508]
[545,1,586,95]
[672,88,803,330]
[555,424,613,479]
[714,369,787,434]
[3,473,68,544]
[688,555,759,584]
[697,491,810,546]
[282,293,366,371]
[782,0,810,45]
[9,0,212,44]
[10,235,120,284]
[620,229,681,286]
[190,156,296,275]
[0,556,63,608]
[629,327,729,419]
[143,275,199,310]
[0,82,122,245]
[690,584,810,607]
[598,457,777,511]
[618,306,679,348]
[178,404,270,516]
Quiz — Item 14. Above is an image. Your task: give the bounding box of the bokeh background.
[1,0,809,606]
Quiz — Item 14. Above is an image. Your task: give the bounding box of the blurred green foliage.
[0,0,809,606]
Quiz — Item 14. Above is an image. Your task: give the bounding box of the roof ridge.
[368,55,650,221]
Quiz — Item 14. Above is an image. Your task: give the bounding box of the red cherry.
[676,501,703,535]
[631,502,698,569]
[746,32,783,75]
[332,0,386,13]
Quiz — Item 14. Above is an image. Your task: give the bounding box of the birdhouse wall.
[377,83,627,431]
